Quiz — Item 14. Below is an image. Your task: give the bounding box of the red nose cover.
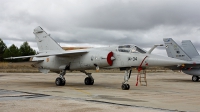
[107,52,113,66]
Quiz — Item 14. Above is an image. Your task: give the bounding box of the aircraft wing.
[165,62,200,70]
[55,50,88,57]
[6,60,44,66]
[5,50,88,59]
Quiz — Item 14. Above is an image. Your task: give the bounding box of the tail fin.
[181,40,199,58]
[33,26,64,52]
[163,38,191,61]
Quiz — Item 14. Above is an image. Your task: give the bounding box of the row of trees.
[0,38,36,62]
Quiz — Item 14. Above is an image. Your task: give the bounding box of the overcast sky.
[1,0,200,56]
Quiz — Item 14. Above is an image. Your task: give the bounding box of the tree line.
[0,38,36,62]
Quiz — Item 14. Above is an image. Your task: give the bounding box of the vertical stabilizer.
[163,38,191,61]
[33,26,64,51]
[182,40,199,58]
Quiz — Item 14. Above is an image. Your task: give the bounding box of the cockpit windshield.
[117,45,146,54]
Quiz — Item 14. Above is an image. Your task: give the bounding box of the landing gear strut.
[55,70,66,86]
[81,70,94,85]
[121,68,132,90]
[192,75,199,82]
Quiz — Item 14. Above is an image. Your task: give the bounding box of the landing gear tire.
[192,76,199,82]
[121,84,130,90]
[84,77,94,85]
[55,77,65,86]
[61,79,66,86]
[126,84,130,90]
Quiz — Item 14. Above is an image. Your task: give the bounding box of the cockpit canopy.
[117,45,146,54]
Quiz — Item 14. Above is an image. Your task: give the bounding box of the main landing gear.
[55,69,95,86]
[192,75,199,82]
[121,68,132,90]
[81,70,94,85]
[55,70,66,86]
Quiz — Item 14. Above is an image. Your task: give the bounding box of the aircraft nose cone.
[147,54,189,66]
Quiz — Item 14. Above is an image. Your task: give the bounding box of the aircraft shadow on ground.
[19,81,117,88]
[156,78,196,83]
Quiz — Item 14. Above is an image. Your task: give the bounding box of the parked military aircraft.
[6,26,191,90]
[163,38,200,82]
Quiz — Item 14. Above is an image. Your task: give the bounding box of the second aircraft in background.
[164,38,200,82]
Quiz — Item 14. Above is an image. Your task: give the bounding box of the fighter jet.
[5,26,190,90]
[163,38,200,82]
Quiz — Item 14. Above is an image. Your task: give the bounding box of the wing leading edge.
[5,50,88,59]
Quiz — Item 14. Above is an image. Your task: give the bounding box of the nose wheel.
[121,84,130,90]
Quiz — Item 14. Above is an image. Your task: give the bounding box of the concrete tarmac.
[0,72,199,112]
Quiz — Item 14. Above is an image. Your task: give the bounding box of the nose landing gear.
[121,68,132,90]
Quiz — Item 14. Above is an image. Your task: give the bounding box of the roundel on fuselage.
[107,52,113,66]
